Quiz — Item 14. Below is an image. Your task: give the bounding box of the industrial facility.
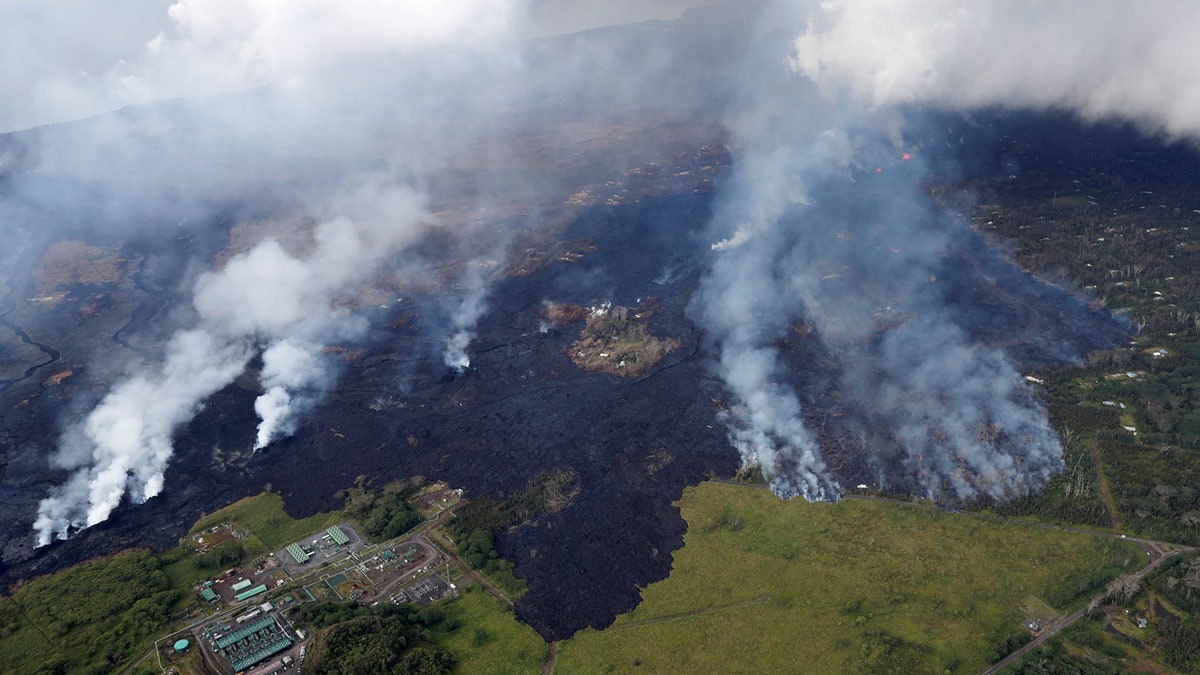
[212,614,293,672]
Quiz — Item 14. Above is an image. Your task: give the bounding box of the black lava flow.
[0,180,1133,640]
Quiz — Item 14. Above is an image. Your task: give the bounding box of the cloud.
[0,0,173,132]
[792,0,1200,140]
[0,0,525,134]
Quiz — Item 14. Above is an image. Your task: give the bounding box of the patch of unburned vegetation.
[556,482,1141,674]
[189,491,343,553]
[432,587,547,675]
[549,300,679,377]
[0,550,176,674]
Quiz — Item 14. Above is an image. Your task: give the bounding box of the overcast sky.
[0,0,710,134]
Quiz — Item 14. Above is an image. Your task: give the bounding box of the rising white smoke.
[442,266,490,373]
[34,182,428,545]
[698,0,1125,501]
[32,329,251,541]
[254,338,332,450]
[698,164,840,499]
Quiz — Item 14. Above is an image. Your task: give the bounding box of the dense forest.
[296,602,457,675]
[340,478,424,542]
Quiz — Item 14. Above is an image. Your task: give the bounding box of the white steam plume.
[35,183,427,545]
[254,338,333,450]
[32,329,250,542]
[696,0,1099,501]
[442,266,490,373]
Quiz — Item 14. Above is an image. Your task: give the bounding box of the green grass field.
[189,491,343,552]
[556,482,1142,674]
[433,586,547,674]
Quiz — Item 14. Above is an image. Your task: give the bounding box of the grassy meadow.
[556,482,1142,674]
[189,491,344,552]
[433,586,548,674]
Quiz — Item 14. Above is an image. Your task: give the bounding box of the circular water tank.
[173,638,190,652]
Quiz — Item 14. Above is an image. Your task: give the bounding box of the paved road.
[981,548,1183,675]
[425,527,515,610]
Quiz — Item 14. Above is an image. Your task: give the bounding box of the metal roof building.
[231,579,253,592]
[327,525,350,546]
[215,617,276,649]
[214,614,294,672]
[286,542,309,564]
[235,584,268,602]
[231,636,293,672]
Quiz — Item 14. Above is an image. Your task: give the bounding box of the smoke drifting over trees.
[2,0,1195,545]
[695,0,1200,500]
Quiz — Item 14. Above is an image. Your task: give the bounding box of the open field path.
[1089,443,1123,530]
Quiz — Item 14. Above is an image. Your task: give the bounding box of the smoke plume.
[23,0,715,545]
[35,183,428,544]
[442,266,490,373]
[32,329,251,541]
[694,1,1089,501]
[16,0,1199,547]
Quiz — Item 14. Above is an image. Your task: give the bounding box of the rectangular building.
[286,542,309,564]
[235,584,268,602]
[327,525,350,546]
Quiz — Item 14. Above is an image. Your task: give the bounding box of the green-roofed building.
[286,542,309,564]
[231,636,293,671]
[231,578,253,592]
[215,617,275,649]
[200,587,219,603]
[235,584,268,602]
[326,525,350,546]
